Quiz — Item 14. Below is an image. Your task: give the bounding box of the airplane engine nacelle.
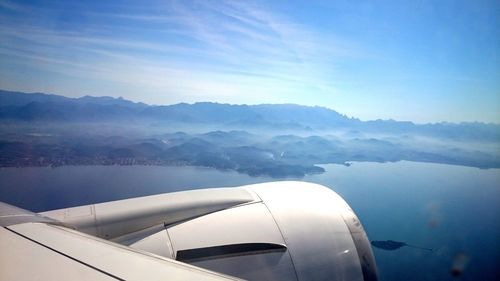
[126,182,377,281]
[43,181,377,280]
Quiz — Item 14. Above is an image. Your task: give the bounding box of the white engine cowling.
[43,181,378,281]
[129,182,377,281]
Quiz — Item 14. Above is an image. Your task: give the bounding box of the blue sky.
[0,0,498,123]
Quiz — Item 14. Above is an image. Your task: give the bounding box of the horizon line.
[1,88,498,126]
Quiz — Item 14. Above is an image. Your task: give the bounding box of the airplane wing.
[1,181,378,281]
[0,202,239,281]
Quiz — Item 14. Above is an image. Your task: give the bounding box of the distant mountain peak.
[0,90,498,139]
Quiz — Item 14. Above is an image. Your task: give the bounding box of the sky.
[0,0,498,123]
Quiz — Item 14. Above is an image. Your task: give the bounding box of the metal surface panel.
[249,181,365,281]
[128,227,174,259]
[42,187,259,239]
[0,227,116,281]
[189,250,297,281]
[168,203,284,251]
[8,222,240,281]
[167,202,298,281]
[0,202,56,226]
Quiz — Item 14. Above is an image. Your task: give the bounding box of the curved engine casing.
[42,181,377,280]
[128,182,377,281]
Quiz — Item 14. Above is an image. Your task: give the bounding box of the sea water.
[0,161,498,280]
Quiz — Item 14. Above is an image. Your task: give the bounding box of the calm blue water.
[0,161,498,281]
[306,162,500,281]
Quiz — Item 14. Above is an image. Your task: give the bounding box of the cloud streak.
[0,0,364,105]
[1,0,497,122]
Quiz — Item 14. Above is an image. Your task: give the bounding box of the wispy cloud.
[0,0,368,104]
[1,0,498,123]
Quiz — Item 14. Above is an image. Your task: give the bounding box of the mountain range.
[0,90,498,177]
[1,90,498,142]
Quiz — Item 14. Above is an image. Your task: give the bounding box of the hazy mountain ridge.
[1,129,498,177]
[0,90,499,177]
[2,90,498,142]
